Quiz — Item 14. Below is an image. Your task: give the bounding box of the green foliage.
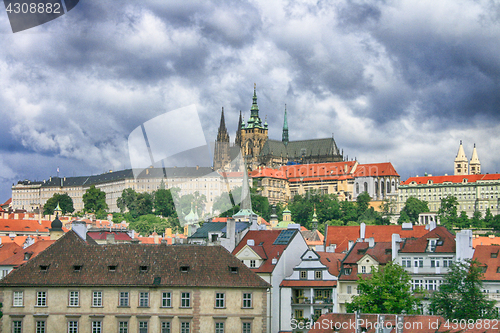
[398,197,429,223]
[356,191,371,215]
[457,211,470,229]
[346,261,420,314]
[437,196,458,228]
[128,214,180,236]
[340,200,358,224]
[43,193,74,215]
[154,189,177,218]
[136,192,154,216]
[116,188,137,214]
[83,185,108,213]
[430,259,497,320]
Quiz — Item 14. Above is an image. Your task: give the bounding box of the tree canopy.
[398,197,429,223]
[346,261,421,314]
[83,185,108,214]
[43,193,74,215]
[429,259,497,320]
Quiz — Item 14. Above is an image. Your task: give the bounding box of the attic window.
[497,267,500,273]
[24,252,32,260]
[180,265,190,273]
[491,252,498,258]
[40,265,49,271]
[344,268,352,275]
[140,265,148,272]
[436,240,444,246]
[73,265,82,272]
[229,266,239,274]
[108,265,117,271]
[385,249,392,254]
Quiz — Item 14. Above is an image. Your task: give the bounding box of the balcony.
[313,297,333,304]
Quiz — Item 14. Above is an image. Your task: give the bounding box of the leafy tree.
[154,189,177,218]
[116,188,137,214]
[136,192,154,216]
[437,196,458,228]
[346,261,420,314]
[398,197,429,224]
[484,208,494,228]
[356,191,371,215]
[340,200,358,224]
[43,193,74,215]
[457,211,470,229]
[128,214,180,236]
[491,214,500,231]
[83,185,108,213]
[471,210,484,229]
[430,259,497,320]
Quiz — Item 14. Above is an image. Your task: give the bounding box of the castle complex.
[213,84,344,171]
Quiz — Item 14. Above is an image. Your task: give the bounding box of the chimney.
[106,233,116,244]
[326,244,336,253]
[368,237,375,248]
[348,240,354,251]
[247,239,255,246]
[72,220,88,240]
[226,218,236,252]
[456,230,474,262]
[360,222,366,239]
[428,220,437,231]
[391,234,402,261]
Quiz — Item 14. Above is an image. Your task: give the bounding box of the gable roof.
[0,242,22,263]
[399,227,455,253]
[318,252,345,276]
[87,231,133,241]
[260,138,341,160]
[0,218,53,233]
[473,245,500,281]
[325,224,429,253]
[0,240,55,267]
[0,231,269,289]
[233,229,299,273]
[342,242,392,265]
[188,222,226,239]
[354,162,400,177]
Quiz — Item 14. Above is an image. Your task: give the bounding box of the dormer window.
[140,265,148,272]
[180,265,190,273]
[229,266,239,274]
[73,265,82,272]
[23,252,32,260]
[344,268,352,275]
[40,265,49,271]
[491,252,498,258]
[108,265,117,271]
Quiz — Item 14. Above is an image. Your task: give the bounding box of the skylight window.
[180,265,190,272]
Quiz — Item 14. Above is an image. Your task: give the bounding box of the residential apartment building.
[396,173,500,217]
[473,244,500,314]
[233,228,309,333]
[0,229,270,333]
[279,249,343,332]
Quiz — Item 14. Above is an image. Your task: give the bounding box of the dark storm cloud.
[0,0,500,201]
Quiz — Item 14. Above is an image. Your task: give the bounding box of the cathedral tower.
[454,140,469,175]
[213,107,231,170]
[469,143,481,175]
[239,84,268,169]
[282,105,289,146]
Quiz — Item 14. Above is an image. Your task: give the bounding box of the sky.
[1,0,500,203]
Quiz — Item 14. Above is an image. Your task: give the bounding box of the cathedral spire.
[235,110,243,147]
[250,83,259,118]
[469,143,481,175]
[216,107,229,142]
[454,140,468,175]
[282,104,289,145]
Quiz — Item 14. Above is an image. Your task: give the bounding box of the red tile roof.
[0,218,52,233]
[318,252,344,276]
[233,230,299,273]
[251,168,287,179]
[0,242,22,263]
[354,162,400,177]
[0,240,55,267]
[472,245,500,281]
[473,236,500,247]
[402,173,500,185]
[284,161,357,179]
[0,231,270,289]
[325,225,429,253]
[342,242,393,265]
[399,227,455,253]
[87,231,133,241]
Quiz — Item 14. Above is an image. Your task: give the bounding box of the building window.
[402,258,411,267]
[13,291,23,307]
[118,321,128,333]
[162,292,172,307]
[36,320,46,333]
[119,292,129,307]
[300,271,307,279]
[361,266,366,273]
[12,320,22,333]
[242,322,252,333]
[92,291,103,307]
[36,291,47,307]
[314,270,322,279]
[92,321,102,333]
[414,257,423,268]
[69,291,79,306]
[250,260,256,268]
[138,321,148,333]
[215,322,224,333]
[68,321,78,333]
[161,322,171,333]
[180,322,190,333]
[215,292,225,308]
[347,286,352,294]
[181,292,191,308]
[139,292,149,307]
[430,259,440,268]
[243,293,252,308]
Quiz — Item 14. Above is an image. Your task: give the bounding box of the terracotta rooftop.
[0,218,52,233]
[0,231,270,289]
[353,162,400,177]
[399,227,455,254]
[0,242,22,263]
[473,236,500,248]
[325,224,429,253]
[233,229,300,273]
[472,245,500,281]
[0,240,55,267]
[343,241,393,265]
[87,231,133,241]
[401,173,500,186]
[318,252,344,276]
[301,229,325,246]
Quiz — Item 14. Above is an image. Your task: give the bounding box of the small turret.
[469,143,481,175]
[454,140,468,175]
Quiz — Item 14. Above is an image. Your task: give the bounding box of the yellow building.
[0,230,270,333]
